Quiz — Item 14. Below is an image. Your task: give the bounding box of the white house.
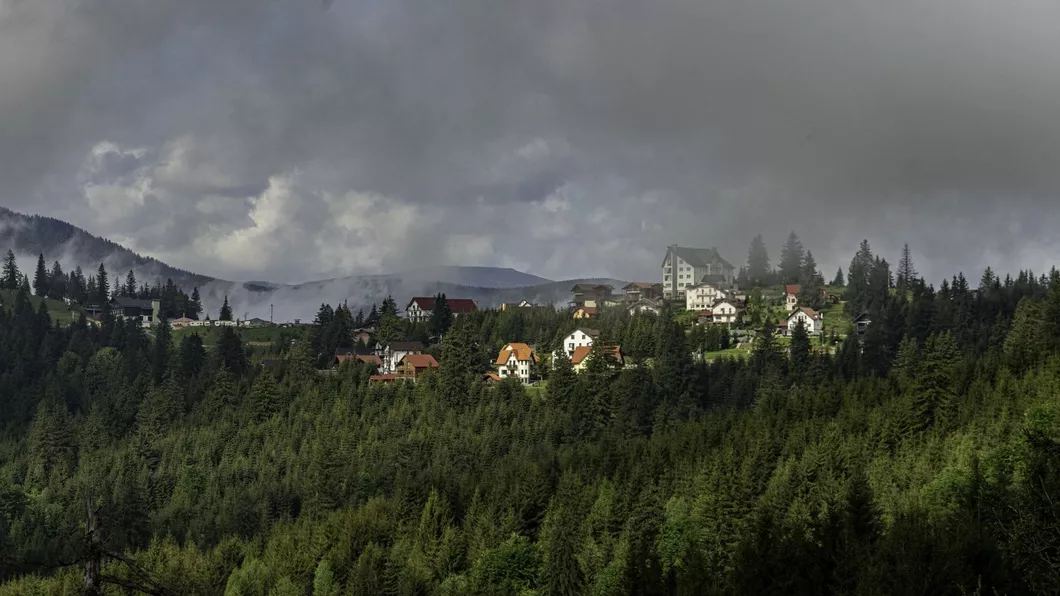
[374,340,426,373]
[786,307,823,335]
[554,328,599,361]
[711,300,742,324]
[405,297,478,323]
[662,245,735,300]
[685,282,727,311]
[628,298,663,316]
[494,343,536,383]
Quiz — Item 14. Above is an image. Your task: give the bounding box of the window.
[569,343,574,350]
[581,334,585,340]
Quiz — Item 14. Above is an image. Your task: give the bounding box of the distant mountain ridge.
[0,206,628,320]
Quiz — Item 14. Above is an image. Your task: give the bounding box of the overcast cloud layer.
[3,0,1060,285]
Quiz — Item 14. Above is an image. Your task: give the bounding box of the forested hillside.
[1,254,1060,594]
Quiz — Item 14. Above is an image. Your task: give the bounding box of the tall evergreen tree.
[780,231,806,284]
[539,472,587,596]
[798,251,825,310]
[124,270,137,298]
[430,293,454,337]
[216,326,246,375]
[219,296,233,321]
[896,243,918,291]
[178,333,206,380]
[47,261,65,300]
[151,315,171,385]
[190,287,203,320]
[2,250,19,290]
[746,235,771,287]
[832,267,845,287]
[789,320,811,373]
[439,322,477,404]
[96,263,109,305]
[32,254,48,296]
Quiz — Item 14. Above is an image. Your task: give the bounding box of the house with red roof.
[571,345,625,372]
[785,285,801,312]
[405,296,478,323]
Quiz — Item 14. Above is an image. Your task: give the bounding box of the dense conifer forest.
[2,242,1060,595]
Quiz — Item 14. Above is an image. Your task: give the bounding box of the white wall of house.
[686,283,722,311]
[497,351,533,383]
[785,293,798,312]
[664,254,701,299]
[629,302,661,316]
[555,330,595,360]
[787,310,823,335]
[712,301,740,324]
[406,302,430,322]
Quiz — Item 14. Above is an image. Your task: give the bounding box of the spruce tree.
[96,263,109,304]
[2,250,19,289]
[798,250,824,310]
[219,295,233,321]
[832,267,845,287]
[178,333,206,380]
[746,235,771,287]
[190,287,203,319]
[1045,269,1060,351]
[539,472,587,596]
[896,243,918,291]
[249,370,282,421]
[151,315,171,385]
[789,320,811,373]
[780,231,806,284]
[26,399,74,484]
[216,326,246,374]
[430,293,454,337]
[48,261,65,300]
[548,348,576,406]
[439,322,477,404]
[125,270,137,297]
[32,253,48,296]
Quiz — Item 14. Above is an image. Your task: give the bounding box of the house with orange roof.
[494,342,538,383]
[571,345,625,372]
[395,353,440,380]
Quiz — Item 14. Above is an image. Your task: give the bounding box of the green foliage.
[4,253,1060,595]
[220,295,233,321]
[2,250,19,290]
[746,234,771,287]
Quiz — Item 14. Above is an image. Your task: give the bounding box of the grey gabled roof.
[112,296,155,310]
[662,246,734,270]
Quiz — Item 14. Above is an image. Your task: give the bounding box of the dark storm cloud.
[2,0,1060,284]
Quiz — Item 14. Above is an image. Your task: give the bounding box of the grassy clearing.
[701,348,750,361]
[0,290,82,326]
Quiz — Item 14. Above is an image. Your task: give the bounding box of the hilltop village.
[0,233,878,388]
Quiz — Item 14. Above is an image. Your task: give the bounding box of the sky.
[3,0,1060,285]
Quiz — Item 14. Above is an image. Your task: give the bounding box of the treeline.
[1,248,1060,594]
[1,250,203,319]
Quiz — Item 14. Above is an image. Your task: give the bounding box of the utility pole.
[270,304,274,324]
